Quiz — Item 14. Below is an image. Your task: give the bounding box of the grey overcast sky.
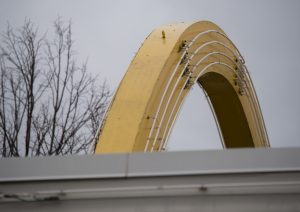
[0,0,299,150]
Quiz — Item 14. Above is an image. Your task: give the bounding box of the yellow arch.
[95,21,269,153]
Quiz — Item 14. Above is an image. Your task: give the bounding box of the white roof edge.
[1,147,300,182]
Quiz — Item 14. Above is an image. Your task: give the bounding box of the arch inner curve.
[198,72,253,148]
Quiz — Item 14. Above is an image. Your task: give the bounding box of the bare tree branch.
[0,18,110,157]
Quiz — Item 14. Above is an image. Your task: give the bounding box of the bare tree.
[0,19,110,157]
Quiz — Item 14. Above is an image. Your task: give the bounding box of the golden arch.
[95,21,269,153]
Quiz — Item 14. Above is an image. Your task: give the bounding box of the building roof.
[1,148,300,211]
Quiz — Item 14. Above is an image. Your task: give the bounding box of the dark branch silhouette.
[0,19,110,157]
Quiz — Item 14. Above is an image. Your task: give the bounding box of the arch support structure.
[95,21,269,153]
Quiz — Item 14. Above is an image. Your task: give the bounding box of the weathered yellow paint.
[95,21,269,153]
